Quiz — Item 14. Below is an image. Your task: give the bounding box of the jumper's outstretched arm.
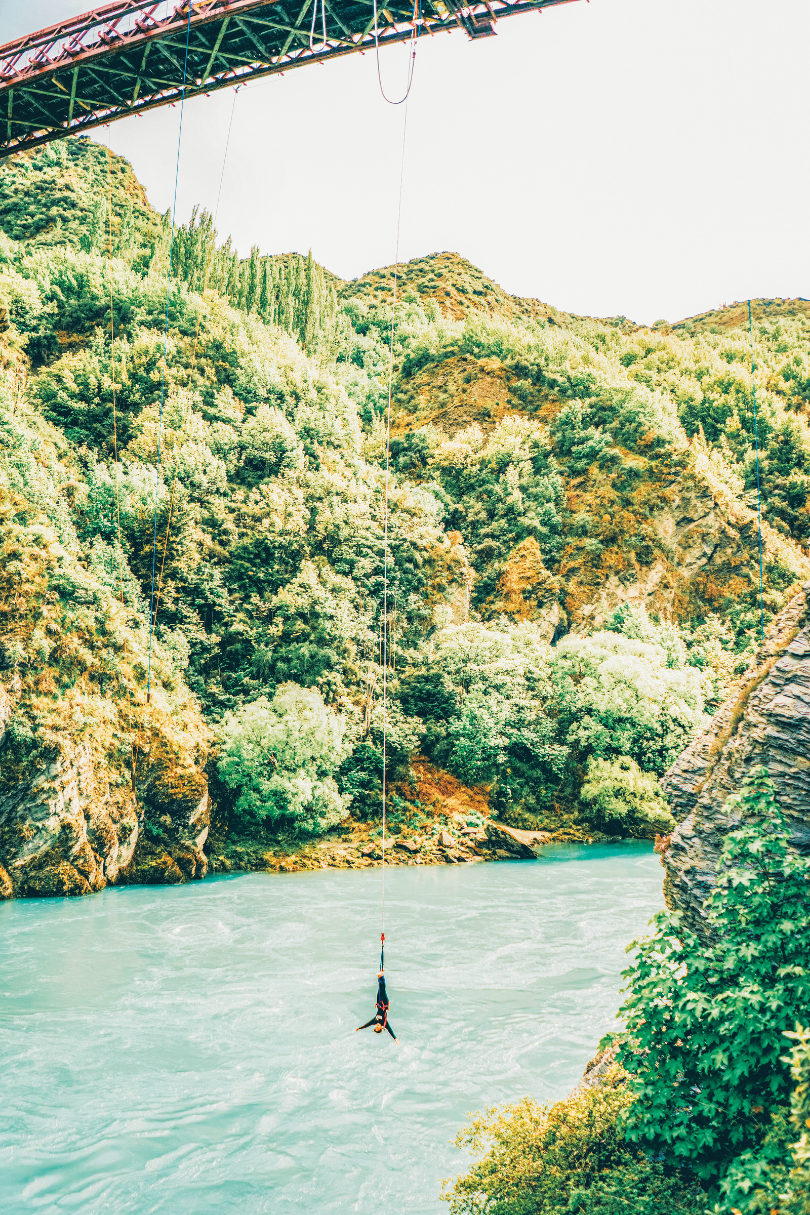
[356,1017,378,1031]
[385,1021,397,1040]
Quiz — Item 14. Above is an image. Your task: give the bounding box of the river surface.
[0,843,662,1214]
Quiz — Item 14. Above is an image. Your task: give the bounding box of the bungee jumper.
[356,934,397,1040]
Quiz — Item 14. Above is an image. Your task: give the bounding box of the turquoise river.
[0,842,663,1213]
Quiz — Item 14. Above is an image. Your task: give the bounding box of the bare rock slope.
[662,581,810,930]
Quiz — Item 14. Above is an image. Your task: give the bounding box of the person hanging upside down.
[356,971,397,1040]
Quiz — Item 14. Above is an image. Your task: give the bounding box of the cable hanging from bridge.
[379,50,415,953]
[146,2,193,704]
[310,0,328,53]
[104,136,139,794]
[748,300,765,643]
[151,84,241,636]
[373,0,420,105]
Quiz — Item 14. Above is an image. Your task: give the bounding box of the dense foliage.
[2,137,810,841]
[721,1025,810,1215]
[400,614,703,829]
[218,683,349,833]
[618,768,810,1195]
[446,772,810,1214]
[442,1067,704,1214]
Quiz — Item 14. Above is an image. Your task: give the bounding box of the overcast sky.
[2,0,808,324]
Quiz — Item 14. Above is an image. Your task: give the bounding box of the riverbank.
[202,757,608,879]
[206,813,551,876]
[120,806,610,889]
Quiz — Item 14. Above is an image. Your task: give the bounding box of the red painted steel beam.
[0,0,582,159]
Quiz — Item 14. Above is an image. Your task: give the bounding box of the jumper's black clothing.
[357,1013,397,1038]
[357,973,397,1039]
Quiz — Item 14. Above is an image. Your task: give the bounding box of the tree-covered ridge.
[0,139,160,262]
[671,296,810,336]
[384,308,810,637]
[338,249,573,327]
[2,135,810,846]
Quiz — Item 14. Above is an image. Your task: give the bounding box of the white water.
[0,843,662,1213]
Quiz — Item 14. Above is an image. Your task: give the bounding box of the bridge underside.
[0,0,578,160]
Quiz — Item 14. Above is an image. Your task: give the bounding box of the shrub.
[564,1161,703,1214]
[618,768,810,1190]
[442,1068,704,1214]
[552,631,707,778]
[580,756,675,837]
[217,683,350,834]
[719,1025,810,1214]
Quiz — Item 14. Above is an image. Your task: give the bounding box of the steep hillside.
[383,303,810,640]
[0,138,160,259]
[2,136,810,896]
[672,296,810,335]
[340,251,574,326]
[0,322,208,899]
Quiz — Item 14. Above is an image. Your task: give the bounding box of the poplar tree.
[246,244,260,313]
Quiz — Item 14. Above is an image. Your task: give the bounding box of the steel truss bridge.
[0,0,580,159]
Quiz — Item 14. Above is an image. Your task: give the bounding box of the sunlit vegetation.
[1,137,810,842]
[445,772,810,1214]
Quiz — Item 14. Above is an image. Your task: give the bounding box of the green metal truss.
[0,0,581,159]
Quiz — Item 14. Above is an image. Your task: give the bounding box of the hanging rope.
[105,146,125,614]
[310,0,327,52]
[380,81,413,938]
[105,139,138,790]
[748,299,765,642]
[146,5,193,703]
[373,0,420,106]
[150,86,240,634]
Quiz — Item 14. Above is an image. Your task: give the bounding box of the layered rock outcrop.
[0,506,210,900]
[0,744,137,897]
[662,581,810,931]
[0,726,210,899]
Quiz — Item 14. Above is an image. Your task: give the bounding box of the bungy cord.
[310,0,327,52]
[381,80,414,943]
[374,0,420,106]
[151,85,240,634]
[104,136,137,793]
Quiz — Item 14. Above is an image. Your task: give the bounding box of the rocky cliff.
[662,581,810,930]
[0,331,210,898]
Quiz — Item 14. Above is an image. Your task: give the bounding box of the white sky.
[2,0,809,324]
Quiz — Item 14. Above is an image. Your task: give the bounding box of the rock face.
[0,736,209,899]
[569,467,800,631]
[0,502,211,900]
[484,820,549,858]
[662,581,810,931]
[0,744,137,897]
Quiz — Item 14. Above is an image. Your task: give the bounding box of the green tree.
[580,756,674,838]
[217,682,350,834]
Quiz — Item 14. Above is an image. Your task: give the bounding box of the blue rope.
[146,6,193,703]
[748,299,765,642]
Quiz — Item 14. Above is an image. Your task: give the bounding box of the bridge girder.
[0,0,580,160]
